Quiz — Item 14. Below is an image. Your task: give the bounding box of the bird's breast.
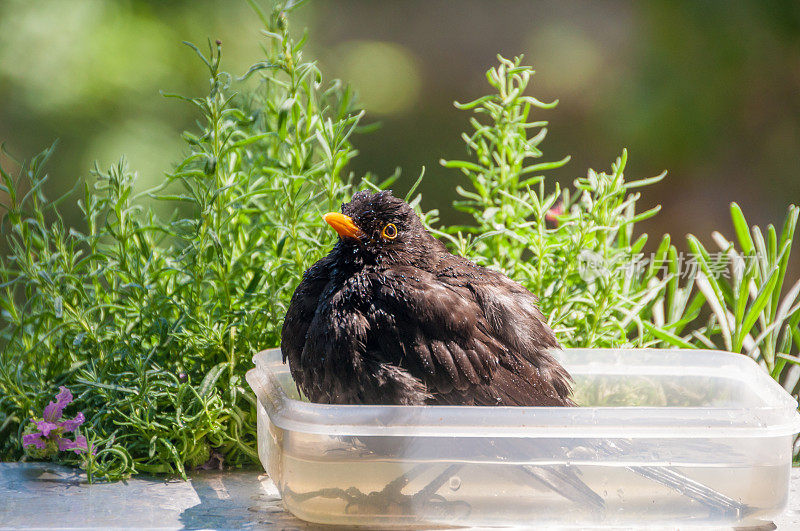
[328,270,373,309]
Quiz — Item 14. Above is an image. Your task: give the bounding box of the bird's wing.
[371,263,573,406]
[458,262,574,403]
[280,255,334,394]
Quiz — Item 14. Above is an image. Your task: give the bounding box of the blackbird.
[280,190,743,517]
[282,190,571,408]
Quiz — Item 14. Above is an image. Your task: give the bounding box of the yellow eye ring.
[381,223,398,240]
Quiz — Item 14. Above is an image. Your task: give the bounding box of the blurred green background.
[1,0,799,270]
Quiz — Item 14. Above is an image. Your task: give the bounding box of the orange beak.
[323,212,364,240]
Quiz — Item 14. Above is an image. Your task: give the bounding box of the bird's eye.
[381,223,398,240]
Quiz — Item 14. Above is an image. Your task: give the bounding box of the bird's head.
[323,190,442,266]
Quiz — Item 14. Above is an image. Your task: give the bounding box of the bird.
[281,189,572,408]
[280,189,744,518]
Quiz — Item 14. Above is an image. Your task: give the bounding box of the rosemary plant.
[0,1,363,479]
[441,55,800,396]
[1,5,798,480]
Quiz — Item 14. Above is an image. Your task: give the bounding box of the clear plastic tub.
[245,347,800,528]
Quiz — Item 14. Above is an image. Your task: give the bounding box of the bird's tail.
[596,439,748,516]
[521,464,606,510]
[522,462,746,517]
[627,465,746,516]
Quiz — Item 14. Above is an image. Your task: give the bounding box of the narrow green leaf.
[735,263,780,353]
[641,321,697,349]
[405,166,426,202]
[199,362,228,398]
[730,203,754,255]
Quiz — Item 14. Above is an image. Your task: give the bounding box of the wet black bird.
[280,190,743,515]
[282,190,572,408]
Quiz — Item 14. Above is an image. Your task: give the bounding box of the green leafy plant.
[1,3,798,480]
[0,0,365,479]
[441,55,800,395]
[442,56,666,348]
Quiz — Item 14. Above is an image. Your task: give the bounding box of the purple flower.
[43,386,72,422]
[22,386,89,457]
[22,432,47,449]
[58,412,85,432]
[58,435,88,453]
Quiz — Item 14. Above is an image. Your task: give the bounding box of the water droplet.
[448,475,461,491]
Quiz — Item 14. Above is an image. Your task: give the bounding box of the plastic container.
[245,347,800,528]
